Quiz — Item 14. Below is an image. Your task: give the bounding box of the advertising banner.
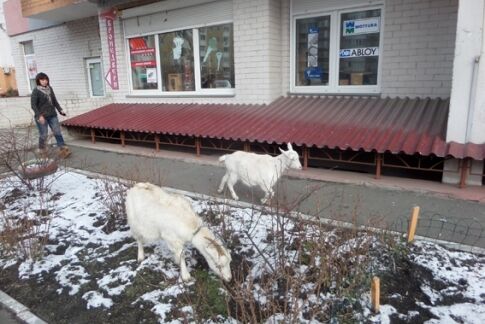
[343,18,380,36]
[101,9,119,90]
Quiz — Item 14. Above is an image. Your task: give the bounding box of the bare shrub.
[188,190,400,322]
[0,126,61,260]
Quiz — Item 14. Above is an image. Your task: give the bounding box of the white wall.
[446,0,485,144]
[0,0,14,68]
[10,16,107,98]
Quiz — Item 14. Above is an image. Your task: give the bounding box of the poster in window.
[26,56,37,79]
[146,68,157,83]
[305,27,322,80]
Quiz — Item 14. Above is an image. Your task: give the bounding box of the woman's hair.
[35,72,50,86]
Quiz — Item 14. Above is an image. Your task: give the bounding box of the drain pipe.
[465,56,480,142]
[466,1,485,142]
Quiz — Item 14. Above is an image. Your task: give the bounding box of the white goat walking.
[217,143,302,204]
[125,182,232,282]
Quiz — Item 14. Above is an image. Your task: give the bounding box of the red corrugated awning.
[62,96,485,160]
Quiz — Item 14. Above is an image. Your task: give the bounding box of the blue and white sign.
[343,17,380,36]
[304,67,323,80]
[339,47,379,58]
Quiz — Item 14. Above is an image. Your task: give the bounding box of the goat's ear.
[279,147,285,154]
[287,143,293,151]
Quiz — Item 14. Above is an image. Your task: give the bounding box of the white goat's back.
[220,151,278,187]
[125,183,199,244]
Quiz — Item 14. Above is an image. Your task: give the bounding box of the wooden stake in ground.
[371,276,380,313]
[407,206,420,243]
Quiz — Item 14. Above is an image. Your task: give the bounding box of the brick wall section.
[233,0,282,103]
[381,0,458,98]
[0,96,111,128]
[0,97,33,128]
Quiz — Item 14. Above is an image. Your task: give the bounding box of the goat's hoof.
[217,189,223,194]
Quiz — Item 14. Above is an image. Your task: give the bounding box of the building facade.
[3,0,485,185]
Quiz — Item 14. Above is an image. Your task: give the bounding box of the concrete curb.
[0,291,47,324]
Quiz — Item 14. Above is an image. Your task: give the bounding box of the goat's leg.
[226,174,239,200]
[136,240,145,262]
[170,242,192,282]
[260,184,274,204]
[217,173,229,193]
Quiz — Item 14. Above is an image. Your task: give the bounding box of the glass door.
[86,58,105,97]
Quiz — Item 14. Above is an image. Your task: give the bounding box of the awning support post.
[459,158,471,188]
[303,145,308,170]
[155,134,160,151]
[196,137,201,156]
[375,153,382,179]
[120,131,125,147]
[244,141,250,152]
[90,129,95,144]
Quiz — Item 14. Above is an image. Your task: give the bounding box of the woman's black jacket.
[31,87,63,119]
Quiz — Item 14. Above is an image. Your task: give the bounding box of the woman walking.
[31,72,70,158]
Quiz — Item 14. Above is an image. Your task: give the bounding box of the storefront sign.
[339,47,379,58]
[131,61,157,67]
[343,18,380,36]
[130,48,155,55]
[101,9,119,90]
[304,67,323,80]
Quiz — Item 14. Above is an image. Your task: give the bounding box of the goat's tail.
[218,155,227,163]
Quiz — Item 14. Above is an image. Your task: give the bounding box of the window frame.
[125,20,235,97]
[290,5,384,94]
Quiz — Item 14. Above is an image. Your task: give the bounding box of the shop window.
[127,23,234,94]
[292,7,381,93]
[199,23,235,89]
[22,41,37,92]
[295,16,331,86]
[129,35,158,90]
[159,30,194,92]
[339,9,380,86]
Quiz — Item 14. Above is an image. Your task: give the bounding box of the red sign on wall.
[101,9,119,90]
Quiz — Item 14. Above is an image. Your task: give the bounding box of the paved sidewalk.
[63,139,485,249]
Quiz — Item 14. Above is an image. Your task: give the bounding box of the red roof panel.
[62,96,485,160]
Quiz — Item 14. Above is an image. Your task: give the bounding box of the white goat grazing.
[217,143,302,204]
[125,183,232,282]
